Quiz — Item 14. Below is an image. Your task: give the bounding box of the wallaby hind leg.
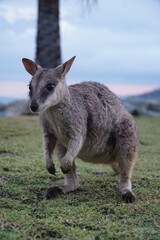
[115,117,138,203]
[111,160,136,203]
[46,143,79,199]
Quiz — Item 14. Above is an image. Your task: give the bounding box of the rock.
[131,109,141,117]
[123,89,160,117]
[119,214,128,219]
[0,100,31,116]
[0,103,6,112]
[7,100,30,115]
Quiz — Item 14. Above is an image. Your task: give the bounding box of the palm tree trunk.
[36,0,61,68]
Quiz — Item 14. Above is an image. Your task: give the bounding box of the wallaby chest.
[41,107,71,146]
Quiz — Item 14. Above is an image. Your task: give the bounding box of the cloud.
[61,20,76,39]
[0,2,36,24]
[0,27,35,63]
[5,28,35,40]
[60,0,160,84]
[0,26,36,81]
[61,0,160,32]
[61,21,160,78]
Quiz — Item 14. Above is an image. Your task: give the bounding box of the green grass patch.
[0,116,160,240]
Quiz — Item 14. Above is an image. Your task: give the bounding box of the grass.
[0,116,160,240]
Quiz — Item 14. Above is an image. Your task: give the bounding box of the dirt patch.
[68,198,88,207]
[3,132,30,140]
[3,167,9,171]
[21,198,36,205]
[92,172,109,176]
[29,209,47,219]
[101,207,115,215]
[139,140,149,146]
[0,191,11,198]
[84,225,101,231]
[0,221,24,232]
[29,187,46,202]
[0,150,15,158]
[34,227,62,239]
[41,230,62,239]
[62,221,101,231]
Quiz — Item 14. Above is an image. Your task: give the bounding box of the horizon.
[0,82,159,104]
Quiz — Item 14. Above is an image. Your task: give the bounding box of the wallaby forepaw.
[45,187,62,199]
[122,191,136,203]
[47,164,56,175]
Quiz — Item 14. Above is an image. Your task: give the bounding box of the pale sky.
[0,0,160,99]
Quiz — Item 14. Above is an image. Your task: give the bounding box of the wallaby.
[22,56,138,203]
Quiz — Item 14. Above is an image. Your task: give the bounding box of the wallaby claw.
[122,191,137,203]
[47,164,56,175]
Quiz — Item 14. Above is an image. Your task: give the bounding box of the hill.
[123,88,160,117]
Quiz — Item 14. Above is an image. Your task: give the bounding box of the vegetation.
[0,116,160,240]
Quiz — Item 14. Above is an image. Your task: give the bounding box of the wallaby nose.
[30,103,38,112]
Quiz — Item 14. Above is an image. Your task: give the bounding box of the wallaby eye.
[46,83,54,91]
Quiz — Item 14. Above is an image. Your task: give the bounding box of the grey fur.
[22,57,138,203]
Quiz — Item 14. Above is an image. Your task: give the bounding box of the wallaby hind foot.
[122,191,136,203]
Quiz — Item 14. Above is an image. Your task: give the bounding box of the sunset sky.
[0,0,160,100]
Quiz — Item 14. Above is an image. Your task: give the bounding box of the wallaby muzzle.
[30,102,38,112]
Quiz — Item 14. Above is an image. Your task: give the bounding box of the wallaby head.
[22,56,76,113]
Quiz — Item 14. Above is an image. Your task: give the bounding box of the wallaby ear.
[22,58,41,76]
[61,56,76,77]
